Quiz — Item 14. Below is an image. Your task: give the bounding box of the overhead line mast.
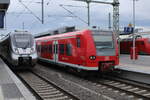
[42,0,44,24]
[18,0,44,24]
[73,0,120,37]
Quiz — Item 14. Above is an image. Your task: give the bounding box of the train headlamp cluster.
[30,48,34,53]
[89,56,96,60]
[14,48,19,54]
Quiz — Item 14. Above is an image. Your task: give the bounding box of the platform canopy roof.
[0,0,10,10]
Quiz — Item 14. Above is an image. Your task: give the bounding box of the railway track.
[17,71,79,100]
[34,63,150,100]
[16,62,150,100]
[88,76,150,100]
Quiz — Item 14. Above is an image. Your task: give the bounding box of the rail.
[17,71,80,100]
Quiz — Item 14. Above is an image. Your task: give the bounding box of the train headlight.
[14,48,19,54]
[89,56,96,60]
[30,48,35,53]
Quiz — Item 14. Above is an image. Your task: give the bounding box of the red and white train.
[120,37,150,55]
[35,28,119,72]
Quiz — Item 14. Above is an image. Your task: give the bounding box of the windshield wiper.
[97,46,113,49]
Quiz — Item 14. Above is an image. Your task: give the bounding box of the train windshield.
[12,33,34,48]
[92,31,115,56]
[92,31,114,49]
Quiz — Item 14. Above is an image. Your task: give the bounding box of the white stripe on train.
[39,57,98,71]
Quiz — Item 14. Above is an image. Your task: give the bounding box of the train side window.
[39,45,41,52]
[141,42,144,45]
[37,45,39,52]
[43,45,45,53]
[42,45,44,52]
[76,37,81,48]
[45,45,47,53]
[49,45,52,54]
[44,45,46,53]
[66,44,72,56]
[59,44,65,55]
[45,45,48,53]
[47,45,49,53]
[41,45,44,52]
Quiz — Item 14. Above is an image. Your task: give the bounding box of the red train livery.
[120,37,150,55]
[36,29,119,72]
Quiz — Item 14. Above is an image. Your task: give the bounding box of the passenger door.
[53,41,58,63]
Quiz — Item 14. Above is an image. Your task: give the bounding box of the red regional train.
[120,37,150,55]
[35,28,119,72]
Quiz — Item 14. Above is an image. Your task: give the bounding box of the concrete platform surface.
[0,58,36,100]
[117,54,150,74]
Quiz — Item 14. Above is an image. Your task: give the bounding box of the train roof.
[120,31,150,41]
[36,28,114,42]
[34,26,76,38]
[120,36,149,42]
[35,29,84,42]
[34,26,113,39]
[9,31,33,37]
[11,31,31,34]
[0,31,33,43]
[0,33,9,43]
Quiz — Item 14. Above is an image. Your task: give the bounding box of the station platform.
[117,54,150,74]
[0,58,36,100]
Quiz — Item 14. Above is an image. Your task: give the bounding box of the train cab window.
[59,44,65,54]
[49,45,52,54]
[43,45,45,53]
[66,44,72,56]
[92,31,114,49]
[76,37,81,48]
[92,31,115,56]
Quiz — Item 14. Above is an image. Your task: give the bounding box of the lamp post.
[132,0,138,61]
[87,0,90,26]
[41,0,44,24]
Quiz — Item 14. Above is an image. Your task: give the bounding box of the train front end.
[87,30,119,72]
[10,32,37,68]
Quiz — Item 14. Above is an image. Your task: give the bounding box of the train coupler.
[99,62,114,72]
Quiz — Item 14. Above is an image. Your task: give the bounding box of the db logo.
[105,56,110,60]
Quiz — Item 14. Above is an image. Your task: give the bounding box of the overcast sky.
[4,0,150,34]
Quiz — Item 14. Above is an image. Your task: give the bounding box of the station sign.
[123,27,134,34]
